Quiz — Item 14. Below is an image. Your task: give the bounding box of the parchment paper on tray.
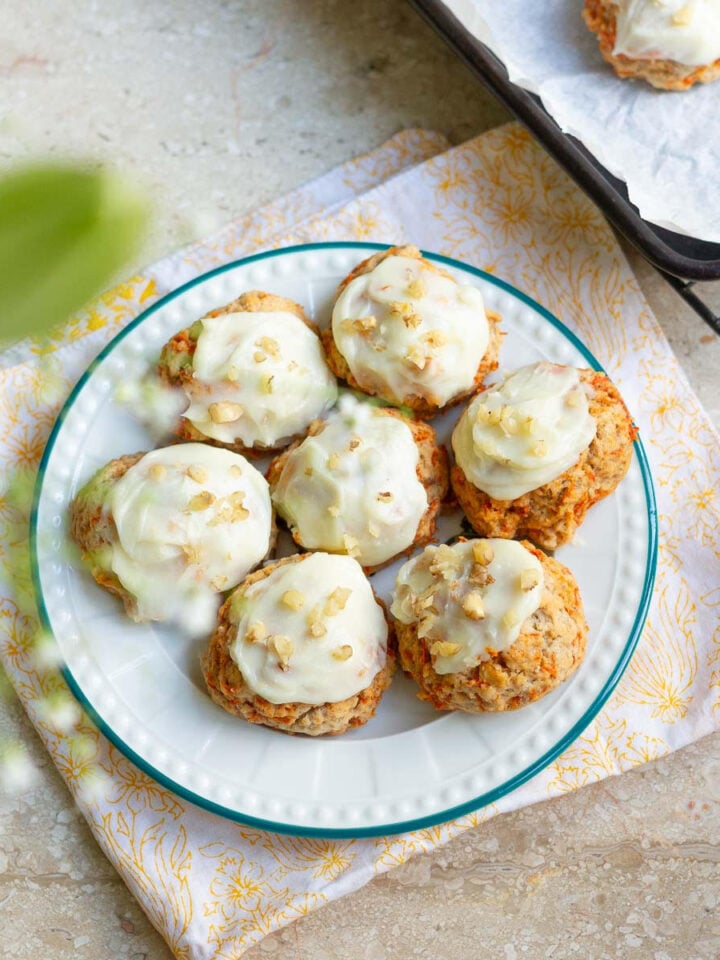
[442,0,720,243]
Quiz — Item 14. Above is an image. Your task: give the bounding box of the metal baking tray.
[409,0,720,334]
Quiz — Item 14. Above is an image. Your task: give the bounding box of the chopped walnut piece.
[412,589,438,622]
[253,351,267,364]
[421,329,448,350]
[468,564,495,588]
[472,541,494,566]
[187,464,208,484]
[502,609,521,628]
[406,277,426,299]
[180,543,203,566]
[565,390,581,408]
[377,491,393,502]
[209,401,244,423]
[391,301,422,329]
[268,634,294,670]
[342,533,360,557]
[307,605,327,638]
[281,589,305,611]
[416,588,437,612]
[499,407,519,436]
[405,343,428,370]
[210,575,229,591]
[209,491,249,525]
[332,644,353,662]
[417,614,435,639]
[188,490,216,511]
[148,464,167,482]
[462,591,486,620]
[324,587,352,617]
[226,364,240,382]
[229,464,244,478]
[261,373,275,394]
[429,545,462,580]
[228,491,250,521]
[351,315,377,334]
[520,569,540,591]
[245,621,266,644]
[255,336,280,359]
[430,640,462,658]
[304,466,314,477]
[347,437,361,451]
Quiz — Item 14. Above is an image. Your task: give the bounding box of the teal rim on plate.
[30,241,659,838]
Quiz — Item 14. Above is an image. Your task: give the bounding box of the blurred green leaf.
[0,164,147,340]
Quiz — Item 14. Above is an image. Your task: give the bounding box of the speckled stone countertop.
[1,2,719,957]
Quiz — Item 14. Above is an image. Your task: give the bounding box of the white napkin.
[1,124,718,959]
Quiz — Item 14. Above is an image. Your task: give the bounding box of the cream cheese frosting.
[228,553,388,705]
[391,539,544,675]
[332,254,490,407]
[182,310,338,448]
[271,394,429,567]
[107,443,272,627]
[614,0,720,66]
[452,362,596,501]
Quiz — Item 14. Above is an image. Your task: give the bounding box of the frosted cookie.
[158,290,338,454]
[202,552,395,736]
[583,0,720,89]
[267,394,449,570]
[69,443,274,628]
[322,245,501,416]
[451,362,636,551]
[391,538,587,712]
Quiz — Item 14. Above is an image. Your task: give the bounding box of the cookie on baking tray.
[583,0,720,90]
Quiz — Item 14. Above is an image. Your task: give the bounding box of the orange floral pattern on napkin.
[1,124,719,959]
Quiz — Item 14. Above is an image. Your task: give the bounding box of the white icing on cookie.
[332,254,490,408]
[107,444,272,626]
[271,395,429,567]
[182,310,337,448]
[452,362,596,501]
[614,0,720,66]
[228,553,388,704]
[391,539,544,675]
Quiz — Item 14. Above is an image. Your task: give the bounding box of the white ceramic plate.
[31,242,657,837]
